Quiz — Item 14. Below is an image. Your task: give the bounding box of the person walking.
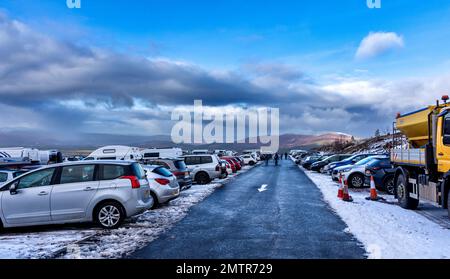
[285,152,288,160]
[265,154,269,166]
[274,153,279,166]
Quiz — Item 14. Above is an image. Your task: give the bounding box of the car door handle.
[84,187,95,191]
[38,191,49,196]
[438,153,444,156]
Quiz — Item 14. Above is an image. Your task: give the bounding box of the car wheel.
[195,172,211,185]
[249,161,256,166]
[396,173,419,210]
[150,192,159,210]
[349,173,365,188]
[95,201,125,229]
[383,176,395,195]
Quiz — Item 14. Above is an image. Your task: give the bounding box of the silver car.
[0,161,153,230]
[182,155,222,185]
[142,165,180,209]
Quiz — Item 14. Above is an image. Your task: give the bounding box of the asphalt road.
[131,160,366,259]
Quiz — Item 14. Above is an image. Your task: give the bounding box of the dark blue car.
[364,158,395,195]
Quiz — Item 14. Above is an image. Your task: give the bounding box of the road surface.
[131,160,366,259]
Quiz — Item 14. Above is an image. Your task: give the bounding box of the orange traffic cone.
[337,174,344,199]
[366,175,381,201]
[342,179,353,202]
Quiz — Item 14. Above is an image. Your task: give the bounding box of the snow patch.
[303,168,450,259]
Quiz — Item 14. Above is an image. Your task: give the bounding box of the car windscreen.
[174,160,187,171]
[152,166,173,177]
[355,157,383,166]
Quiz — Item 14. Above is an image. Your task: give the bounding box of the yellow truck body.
[396,106,435,148]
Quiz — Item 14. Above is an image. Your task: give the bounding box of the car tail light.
[120,176,141,189]
[372,167,381,171]
[155,178,170,185]
[172,171,184,176]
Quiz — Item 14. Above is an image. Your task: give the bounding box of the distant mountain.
[0,130,354,152]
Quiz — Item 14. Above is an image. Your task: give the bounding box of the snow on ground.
[0,165,255,259]
[0,230,96,259]
[303,167,450,259]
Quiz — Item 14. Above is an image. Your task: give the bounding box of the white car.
[182,155,222,184]
[339,155,389,188]
[241,154,257,166]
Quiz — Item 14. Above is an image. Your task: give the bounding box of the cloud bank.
[0,13,447,140]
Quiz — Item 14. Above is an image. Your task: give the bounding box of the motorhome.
[85,146,143,161]
[142,148,183,160]
[0,148,63,164]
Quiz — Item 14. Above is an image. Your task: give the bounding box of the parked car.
[218,160,230,178]
[337,155,389,188]
[241,154,257,166]
[220,160,233,176]
[142,165,180,209]
[329,154,377,180]
[364,158,396,195]
[0,161,153,230]
[223,157,237,173]
[144,158,192,190]
[182,155,222,184]
[0,169,29,186]
[310,155,352,172]
[302,156,325,169]
[223,157,242,171]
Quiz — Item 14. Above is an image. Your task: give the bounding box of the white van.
[85,146,143,161]
[142,148,183,160]
[0,148,63,164]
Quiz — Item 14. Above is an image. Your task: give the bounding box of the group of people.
[264,152,289,166]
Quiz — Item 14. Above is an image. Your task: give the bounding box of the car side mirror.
[9,182,18,195]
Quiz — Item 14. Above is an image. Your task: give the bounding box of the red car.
[222,157,238,173]
[224,157,242,171]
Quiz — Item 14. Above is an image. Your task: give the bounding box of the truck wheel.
[349,173,365,188]
[396,173,419,210]
[383,176,395,195]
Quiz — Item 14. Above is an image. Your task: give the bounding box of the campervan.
[142,148,183,160]
[85,146,143,161]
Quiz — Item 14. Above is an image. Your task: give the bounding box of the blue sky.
[1,0,450,138]
[3,0,450,75]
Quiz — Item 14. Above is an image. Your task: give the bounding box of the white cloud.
[356,32,404,60]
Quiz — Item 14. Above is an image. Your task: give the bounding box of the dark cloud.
[1,13,439,138]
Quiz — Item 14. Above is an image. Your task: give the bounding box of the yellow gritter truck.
[392,96,450,218]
